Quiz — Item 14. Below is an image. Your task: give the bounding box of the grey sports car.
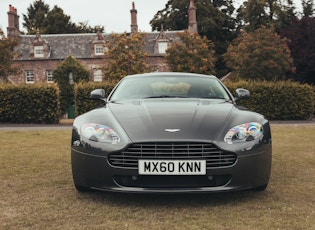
[71,72,272,193]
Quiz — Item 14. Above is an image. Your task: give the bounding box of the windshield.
[109,75,231,101]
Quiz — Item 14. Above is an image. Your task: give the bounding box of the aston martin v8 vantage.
[71,72,272,193]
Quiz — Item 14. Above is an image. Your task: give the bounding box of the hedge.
[74,81,117,116]
[0,84,60,124]
[73,80,314,121]
[225,80,315,120]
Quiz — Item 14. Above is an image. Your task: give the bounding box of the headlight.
[81,123,120,144]
[224,122,263,144]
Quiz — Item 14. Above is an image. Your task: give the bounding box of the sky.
[0,0,303,35]
[0,0,169,34]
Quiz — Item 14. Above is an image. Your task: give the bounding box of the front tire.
[74,184,91,192]
[252,184,268,191]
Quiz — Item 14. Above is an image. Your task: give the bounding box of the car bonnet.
[108,99,234,142]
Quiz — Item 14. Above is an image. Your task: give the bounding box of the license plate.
[138,160,206,175]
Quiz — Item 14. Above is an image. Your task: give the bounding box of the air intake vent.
[108,142,236,169]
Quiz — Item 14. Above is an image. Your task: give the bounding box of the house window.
[94,44,104,55]
[93,69,103,82]
[34,46,44,58]
[47,70,53,83]
[158,41,168,54]
[25,70,34,84]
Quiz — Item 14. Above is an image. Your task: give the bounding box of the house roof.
[15,31,182,61]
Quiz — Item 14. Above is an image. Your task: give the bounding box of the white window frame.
[158,41,168,54]
[46,70,53,83]
[94,44,104,55]
[25,70,35,84]
[34,46,44,58]
[93,69,103,82]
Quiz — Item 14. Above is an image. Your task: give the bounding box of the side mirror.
[235,88,250,100]
[90,89,106,101]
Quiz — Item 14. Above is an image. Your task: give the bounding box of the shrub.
[0,84,60,123]
[74,81,117,116]
[53,55,90,115]
[225,80,315,120]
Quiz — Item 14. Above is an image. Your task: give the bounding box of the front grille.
[108,142,236,169]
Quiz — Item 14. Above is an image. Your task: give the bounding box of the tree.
[42,5,81,34]
[22,0,50,34]
[280,16,315,84]
[77,22,105,34]
[53,55,89,114]
[104,32,152,81]
[0,29,20,82]
[150,0,237,76]
[224,26,293,81]
[165,30,216,75]
[302,0,314,17]
[23,0,104,34]
[236,0,297,33]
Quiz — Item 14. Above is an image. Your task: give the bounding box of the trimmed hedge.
[74,80,314,120]
[225,80,315,120]
[0,84,60,124]
[74,81,117,116]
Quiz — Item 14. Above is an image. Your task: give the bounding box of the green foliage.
[41,5,80,34]
[74,81,117,116]
[302,0,315,17]
[22,0,50,34]
[53,55,89,115]
[165,31,217,75]
[76,22,105,33]
[104,32,153,81]
[225,80,315,120]
[150,0,236,47]
[236,0,297,33]
[0,29,20,82]
[22,0,103,34]
[150,0,237,76]
[0,84,60,123]
[280,16,315,85]
[224,26,293,81]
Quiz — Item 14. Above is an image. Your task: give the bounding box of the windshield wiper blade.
[144,95,188,98]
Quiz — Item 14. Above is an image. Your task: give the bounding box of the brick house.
[7,1,198,84]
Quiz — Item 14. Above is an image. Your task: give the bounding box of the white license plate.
[138,160,206,175]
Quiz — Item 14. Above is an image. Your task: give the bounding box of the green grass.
[0,126,315,230]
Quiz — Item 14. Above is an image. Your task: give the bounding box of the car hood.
[108,99,234,142]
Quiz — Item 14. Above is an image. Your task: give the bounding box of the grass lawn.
[0,126,314,230]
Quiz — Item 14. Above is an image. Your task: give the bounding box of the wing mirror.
[90,89,106,102]
[235,88,250,101]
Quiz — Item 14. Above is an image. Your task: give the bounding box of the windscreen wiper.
[144,95,188,98]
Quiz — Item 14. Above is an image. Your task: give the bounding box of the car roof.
[123,72,218,80]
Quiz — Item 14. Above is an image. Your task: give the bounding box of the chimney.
[188,0,198,33]
[7,5,20,38]
[130,2,138,33]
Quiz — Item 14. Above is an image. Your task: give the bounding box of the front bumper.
[71,143,271,193]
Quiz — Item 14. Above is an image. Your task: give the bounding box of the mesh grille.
[108,142,236,169]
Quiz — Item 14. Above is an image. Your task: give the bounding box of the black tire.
[252,184,268,191]
[74,184,91,192]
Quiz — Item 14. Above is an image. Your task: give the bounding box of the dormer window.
[154,29,172,55]
[94,44,104,55]
[158,41,168,54]
[34,45,44,58]
[30,31,50,59]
